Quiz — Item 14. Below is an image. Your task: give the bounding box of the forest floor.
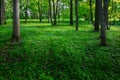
[0,20,120,80]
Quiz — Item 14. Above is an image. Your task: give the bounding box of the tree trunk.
[56,0,59,24]
[49,0,53,25]
[38,1,42,22]
[75,0,78,31]
[25,0,28,23]
[99,0,106,46]
[12,0,20,42]
[52,0,57,25]
[103,0,109,30]
[94,0,99,31]
[110,0,113,26]
[3,0,6,24]
[70,0,73,25]
[57,0,60,24]
[0,0,5,25]
[89,0,93,25]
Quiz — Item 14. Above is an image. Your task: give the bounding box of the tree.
[89,0,93,25]
[48,0,53,25]
[103,0,109,30]
[38,0,42,22]
[0,0,5,25]
[52,0,57,25]
[94,0,99,31]
[70,0,73,25]
[12,0,20,42]
[57,0,60,24]
[75,0,78,31]
[25,0,28,23]
[99,0,106,46]
[56,0,60,23]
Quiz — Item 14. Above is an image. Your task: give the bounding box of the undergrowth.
[0,20,120,80]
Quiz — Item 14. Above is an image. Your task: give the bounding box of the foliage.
[0,20,120,80]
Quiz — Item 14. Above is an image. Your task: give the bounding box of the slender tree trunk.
[12,0,20,42]
[99,0,106,46]
[3,0,6,24]
[0,0,5,25]
[89,0,93,25]
[70,0,73,25]
[25,0,28,23]
[52,0,57,25]
[57,0,60,24]
[94,0,99,31]
[49,0,53,25]
[56,0,59,23]
[75,0,78,31]
[0,0,3,25]
[110,0,113,27]
[103,0,109,30]
[40,5,42,22]
[38,1,42,22]
[0,0,1,25]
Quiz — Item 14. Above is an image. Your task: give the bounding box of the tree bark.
[56,0,59,24]
[89,0,93,25]
[75,0,78,31]
[25,0,28,23]
[3,0,6,24]
[110,0,113,26]
[52,0,57,25]
[0,0,5,25]
[70,0,73,25]
[103,0,109,30]
[0,0,2,25]
[57,0,60,24]
[38,1,42,22]
[12,0,20,42]
[99,0,106,46]
[94,0,99,31]
[49,0,53,25]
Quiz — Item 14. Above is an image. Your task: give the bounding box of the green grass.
[0,20,120,80]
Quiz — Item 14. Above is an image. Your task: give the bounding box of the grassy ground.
[0,20,120,80]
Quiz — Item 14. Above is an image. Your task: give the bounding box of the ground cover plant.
[1,0,120,79]
[0,20,120,80]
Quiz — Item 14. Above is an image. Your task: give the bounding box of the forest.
[0,0,120,80]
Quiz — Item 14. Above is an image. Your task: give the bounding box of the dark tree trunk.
[56,0,59,23]
[38,1,42,22]
[57,0,60,24]
[70,0,73,25]
[12,0,20,42]
[110,0,113,26]
[49,0,53,25]
[103,0,109,30]
[99,0,106,46]
[75,0,78,31]
[52,0,57,25]
[0,0,5,25]
[40,5,42,22]
[0,0,1,24]
[94,0,99,31]
[25,0,28,23]
[89,0,93,25]
[3,0,6,24]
